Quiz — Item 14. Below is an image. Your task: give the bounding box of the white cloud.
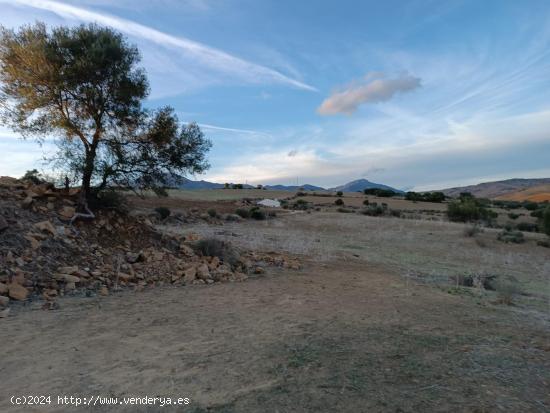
[6,0,317,92]
[318,73,421,115]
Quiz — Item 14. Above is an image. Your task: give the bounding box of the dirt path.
[2,258,549,412]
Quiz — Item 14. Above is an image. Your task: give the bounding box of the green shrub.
[249,206,266,220]
[536,240,550,248]
[363,199,369,206]
[542,206,550,236]
[507,212,520,220]
[336,191,343,197]
[154,206,171,220]
[295,191,306,197]
[334,198,344,206]
[235,208,250,219]
[497,230,524,244]
[88,190,128,214]
[405,191,445,203]
[293,199,311,210]
[207,208,218,218]
[361,205,385,216]
[447,198,497,223]
[337,207,352,213]
[464,225,482,237]
[516,222,538,232]
[523,201,539,211]
[364,188,396,197]
[21,169,46,185]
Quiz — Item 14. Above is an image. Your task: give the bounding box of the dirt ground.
[2,209,550,412]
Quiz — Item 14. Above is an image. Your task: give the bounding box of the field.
[2,188,550,412]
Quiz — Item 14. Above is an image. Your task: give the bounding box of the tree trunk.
[79,146,97,208]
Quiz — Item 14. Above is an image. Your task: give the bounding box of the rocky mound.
[0,177,300,316]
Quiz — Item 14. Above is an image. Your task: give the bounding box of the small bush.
[389,209,401,217]
[405,191,445,203]
[295,191,306,197]
[361,205,385,216]
[464,225,482,237]
[249,206,266,220]
[207,208,218,218]
[334,198,344,206]
[523,201,539,211]
[493,278,523,305]
[293,199,311,210]
[536,240,550,248]
[337,207,352,213]
[507,212,520,220]
[497,230,524,244]
[154,206,171,220]
[21,169,46,185]
[364,188,397,197]
[193,238,239,268]
[336,191,343,197]
[516,222,538,232]
[88,190,129,214]
[235,208,250,219]
[363,199,369,206]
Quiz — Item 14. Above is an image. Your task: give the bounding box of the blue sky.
[1,0,549,190]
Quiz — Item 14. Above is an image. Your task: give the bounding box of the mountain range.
[439,178,550,199]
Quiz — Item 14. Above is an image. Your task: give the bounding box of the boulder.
[183,267,197,283]
[0,282,7,294]
[8,283,29,301]
[0,295,9,307]
[58,206,76,219]
[34,220,56,236]
[196,264,211,280]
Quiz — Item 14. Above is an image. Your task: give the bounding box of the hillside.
[495,184,550,202]
[440,178,550,199]
[330,179,402,193]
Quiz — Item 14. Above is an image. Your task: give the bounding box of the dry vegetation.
[2,186,550,412]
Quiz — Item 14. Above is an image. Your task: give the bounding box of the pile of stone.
[0,177,299,316]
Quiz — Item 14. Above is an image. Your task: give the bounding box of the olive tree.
[0,23,210,209]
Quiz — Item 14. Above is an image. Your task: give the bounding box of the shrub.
[21,169,46,185]
[334,198,344,206]
[497,230,524,244]
[447,198,496,223]
[523,201,539,211]
[464,225,482,237]
[293,199,311,210]
[193,238,239,268]
[337,207,353,213]
[361,205,385,216]
[516,222,538,232]
[364,188,396,197]
[363,199,369,206]
[389,209,401,217]
[542,206,550,236]
[88,190,129,214]
[493,278,523,305]
[207,208,218,218]
[235,208,250,219]
[536,240,550,248]
[336,191,343,197]
[405,191,445,203]
[507,212,520,220]
[154,206,171,220]
[249,206,266,220]
[295,191,306,197]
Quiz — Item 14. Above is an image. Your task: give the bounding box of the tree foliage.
[0,23,211,205]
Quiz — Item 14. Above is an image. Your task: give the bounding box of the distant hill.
[264,184,325,191]
[495,184,550,202]
[329,179,402,193]
[440,178,550,199]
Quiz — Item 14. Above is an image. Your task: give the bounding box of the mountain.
[329,179,403,193]
[439,178,550,199]
[264,184,325,191]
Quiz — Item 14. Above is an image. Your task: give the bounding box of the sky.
[0,0,549,190]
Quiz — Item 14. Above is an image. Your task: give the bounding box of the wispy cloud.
[7,0,317,91]
[318,73,421,115]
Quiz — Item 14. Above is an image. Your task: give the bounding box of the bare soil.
[2,195,549,413]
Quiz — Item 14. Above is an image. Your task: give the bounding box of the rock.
[8,283,29,300]
[99,286,109,296]
[21,196,34,209]
[0,215,7,232]
[254,266,265,274]
[0,282,7,294]
[0,295,9,307]
[34,220,56,236]
[24,235,41,249]
[118,272,134,282]
[196,264,211,280]
[58,206,76,219]
[58,266,78,275]
[65,282,76,291]
[183,267,197,283]
[0,308,10,318]
[234,272,248,281]
[126,252,144,264]
[63,274,80,283]
[179,244,195,256]
[209,256,220,270]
